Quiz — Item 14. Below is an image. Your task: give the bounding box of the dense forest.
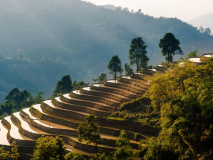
[0,0,213,101]
[110,58,213,159]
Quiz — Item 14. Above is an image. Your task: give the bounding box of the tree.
[148,59,213,159]
[124,63,133,76]
[32,136,66,160]
[65,151,85,160]
[204,27,211,35]
[33,91,44,104]
[5,88,30,105]
[3,88,32,115]
[0,142,20,160]
[129,37,149,71]
[199,26,204,33]
[77,114,102,159]
[113,130,139,160]
[159,32,182,63]
[53,75,73,96]
[73,81,89,90]
[92,73,107,83]
[185,50,198,59]
[107,55,123,79]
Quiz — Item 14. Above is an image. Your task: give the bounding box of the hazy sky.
[83,0,213,21]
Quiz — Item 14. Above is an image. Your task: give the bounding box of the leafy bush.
[65,152,85,160]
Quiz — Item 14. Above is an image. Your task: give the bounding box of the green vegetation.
[0,0,213,98]
[142,58,213,159]
[32,136,66,160]
[124,63,133,76]
[159,32,182,63]
[93,73,107,83]
[129,37,149,71]
[113,130,139,160]
[107,55,123,79]
[65,152,86,160]
[52,75,73,97]
[0,88,44,119]
[110,96,160,128]
[77,115,102,159]
[73,81,90,90]
[185,50,199,59]
[110,58,213,159]
[0,142,19,160]
[33,91,44,104]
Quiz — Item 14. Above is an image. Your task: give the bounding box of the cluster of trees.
[198,26,212,35]
[0,142,19,160]
[108,56,213,159]
[107,33,182,79]
[0,88,44,119]
[142,58,213,159]
[107,36,150,79]
[52,75,90,97]
[0,74,92,119]
[0,0,213,100]
[92,73,107,83]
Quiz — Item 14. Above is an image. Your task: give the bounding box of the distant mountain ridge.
[101,4,117,10]
[189,12,213,33]
[0,0,213,99]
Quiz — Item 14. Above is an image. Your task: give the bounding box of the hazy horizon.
[83,0,213,22]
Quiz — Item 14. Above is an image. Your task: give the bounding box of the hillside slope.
[189,12,213,33]
[0,72,159,159]
[0,0,213,98]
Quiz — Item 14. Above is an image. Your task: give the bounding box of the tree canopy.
[77,114,102,159]
[73,81,89,90]
[92,73,107,83]
[159,32,182,63]
[146,58,213,159]
[113,130,139,160]
[124,63,133,76]
[52,75,73,97]
[107,55,123,79]
[185,50,198,59]
[32,136,66,160]
[0,88,40,118]
[0,142,19,160]
[129,37,149,71]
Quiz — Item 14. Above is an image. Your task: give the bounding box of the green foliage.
[53,75,73,97]
[107,55,123,79]
[159,32,182,63]
[129,37,149,71]
[32,136,66,160]
[77,114,102,156]
[147,59,213,159]
[185,50,198,59]
[33,91,44,104]
[73,81,89,90]
[89,153,112,160]
[92,73,107,83]
[0,142,20,160]
[0,88,39,117]
[0,0,213,99]
[65,151,85,160]
[113,130,139,160]
[111,96,160,128]
[124,63,133,76]
[143,138,178,160]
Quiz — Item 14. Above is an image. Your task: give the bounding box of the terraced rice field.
[0,73,159,159]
